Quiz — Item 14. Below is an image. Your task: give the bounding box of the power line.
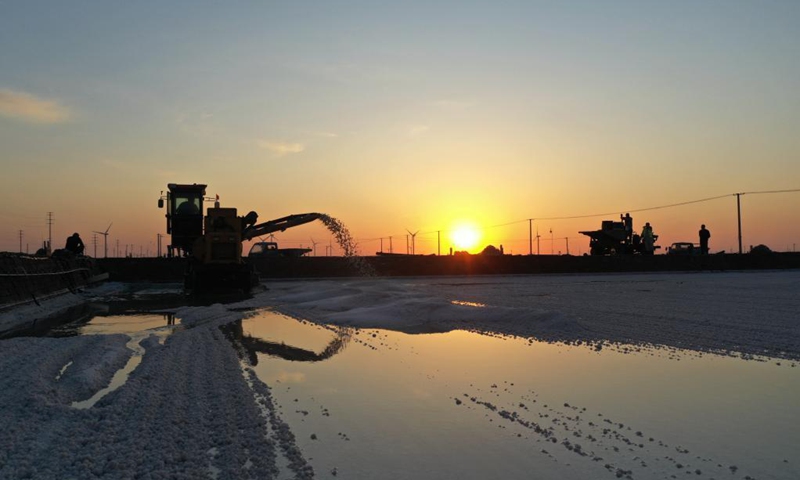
[487,193,733,228]
[740,188,800,195]
[357,188,800,254]
[485,189,800,228]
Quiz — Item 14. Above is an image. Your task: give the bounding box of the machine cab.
[248,241,279,257]
[160,183,207,256]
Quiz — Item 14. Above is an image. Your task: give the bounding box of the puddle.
[223,315,350,366]
[236,311,800,480]
[48,313,181,409]
[450,300,487,308]
[48,312,178,338]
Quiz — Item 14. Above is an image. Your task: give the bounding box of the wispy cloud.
[257,140,305,156]
[313,131,338,138]
[408,124,430,137]
[0,88,71,123]
[176,111,217,137]
[432,99,475,109]
[100,158,128,170]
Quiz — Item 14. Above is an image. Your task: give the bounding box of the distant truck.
[666,242,700,255]
[248,241,312,258]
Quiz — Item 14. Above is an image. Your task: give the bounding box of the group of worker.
[621,213,711,254]
[621,213,656,254]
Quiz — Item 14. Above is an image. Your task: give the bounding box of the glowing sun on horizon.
[451,225,481,251]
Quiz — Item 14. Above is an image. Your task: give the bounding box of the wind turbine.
[310,237,320,256]
[406,229,419,255]
[93,223,112,258]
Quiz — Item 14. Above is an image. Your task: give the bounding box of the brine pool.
[233,310,799,480]
[32,307,800,480]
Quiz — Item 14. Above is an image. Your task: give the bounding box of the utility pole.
[19,230,23,253]
[46,212,54,254]
[536,227,540,255]
[157,233,163,257]
[389,236,393,254]
[735,193,743,254]
[528,219,533,255]
[380,238,383,253]
[565,237,570,255]
[549,228,554,255]
[93,234,98,257]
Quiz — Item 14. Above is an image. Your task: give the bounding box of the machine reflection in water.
[222,318,351,365]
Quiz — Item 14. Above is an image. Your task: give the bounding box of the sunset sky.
[1,1,799,255]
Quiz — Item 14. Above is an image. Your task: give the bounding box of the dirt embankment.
[95,253,800,282]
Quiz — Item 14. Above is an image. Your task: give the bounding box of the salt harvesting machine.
[159,183,320,293]
[579,219,659,255]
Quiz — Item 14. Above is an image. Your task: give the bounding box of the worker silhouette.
[699,224,711,254]
[65,233,85,255]
[176,198,200,215]
[641,222,655,255]
[621,213,633,241]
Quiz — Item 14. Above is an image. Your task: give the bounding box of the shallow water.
[50,312,178,337]
[56,313,180,409]
[240,310,800,480]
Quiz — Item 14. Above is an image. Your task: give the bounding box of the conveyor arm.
[242,213,322,241]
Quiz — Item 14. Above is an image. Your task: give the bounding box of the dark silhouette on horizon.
[65,233,85,255]
[699,225,711,254]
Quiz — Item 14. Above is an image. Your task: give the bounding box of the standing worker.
[699,224,711,254]
[641,222,655,255]
[621,213,633,243]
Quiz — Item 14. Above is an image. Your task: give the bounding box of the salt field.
[0,271,798,479]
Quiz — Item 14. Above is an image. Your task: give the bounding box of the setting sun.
[451,224,481,251]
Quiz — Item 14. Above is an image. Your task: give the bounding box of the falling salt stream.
[317,213,375,276]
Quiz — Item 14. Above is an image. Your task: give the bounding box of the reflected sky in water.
[242,310,800,480]
[53,313,179,409]
[71,313,177,336]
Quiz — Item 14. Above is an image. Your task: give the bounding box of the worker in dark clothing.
[699,224,711,254]
[641,222,655,254]
[65,233,85,255]
[621,213,633,242]
[176,198,200,215]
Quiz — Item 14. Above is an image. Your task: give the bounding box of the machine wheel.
[184,263,197,293]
